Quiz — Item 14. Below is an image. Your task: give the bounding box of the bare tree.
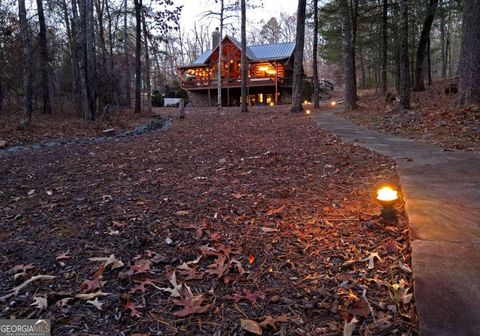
[339,0,357,111]
[312,0,320,108]
[19,0,32,128]
[413,0,439,91]
[381,0,388,96]
[240,0,248,112]
[457,0,480,105]
[124,0,131,107]
[259,17,282,44]
[398,0,410,109]
[216,0,225,108]
[134,0,142,113]
[291,0,306,113]
[142,7,152,113]
[36,0,52,114]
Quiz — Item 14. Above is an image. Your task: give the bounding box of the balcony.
[182,77,292,90]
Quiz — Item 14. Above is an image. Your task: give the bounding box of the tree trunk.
[457,0,480,105]
[413,0,439,91]
[70,0,84,116]
[312,0,320,108]
[36,0,52,114]
[142,9,152,113]
[86,0,96,119]
[427,37,432,85]
[381,0,388,96]
[217,0,224,109]
[398,0,410,109]
[339,0,357,111]
[124,0,131,107]
[290,0,306,113]
[134,0,142,113]
[439,0,447,79]
[392,2,400,91]
[240,0,248,112]
[105,0,117,106]
[19,0,33,128]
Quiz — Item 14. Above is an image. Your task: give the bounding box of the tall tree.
[457,0,480,105]
[381,0,388,96]
[339,0,357,111]
[439,0,447,79]
[290,0,306,113]
[240,0,248,112]
[36,0,52,114]
[18,0,32,128]
[259,17,282,44]
[124,0,131,107]
[398,0,410,109]
[217,0,224,108]
[142,7,152,113]
[85,0,97,119]
[413,0,439,91]
[312,0,320,108]
[134,0,142,113]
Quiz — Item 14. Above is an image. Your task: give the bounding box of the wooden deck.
[182,77,292,90]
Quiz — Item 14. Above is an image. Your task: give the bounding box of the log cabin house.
[177,28,299,107]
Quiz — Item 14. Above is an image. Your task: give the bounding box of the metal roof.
[193,49,212,65]
[189,38,295,65]
[248,42,296,61]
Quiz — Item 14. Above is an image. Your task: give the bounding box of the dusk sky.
[176,0,298,34]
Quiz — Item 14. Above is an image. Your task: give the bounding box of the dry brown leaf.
[75,291,110,300]
[240,319,263,335]
[260,227,279,233]
[87,297,104,310]
[30,296,48,310]
[175,210,191,216]
[343,316,358,336]
[0,275,56,302]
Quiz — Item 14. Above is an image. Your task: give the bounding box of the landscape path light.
[375,182,400,221]
[330,101,337,107]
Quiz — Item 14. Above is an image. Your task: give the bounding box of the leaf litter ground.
[0,106,417,335]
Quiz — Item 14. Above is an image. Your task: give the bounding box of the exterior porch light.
[375,183,400,221]
[331,101,337,107]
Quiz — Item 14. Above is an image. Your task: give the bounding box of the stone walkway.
[313,110,480,336]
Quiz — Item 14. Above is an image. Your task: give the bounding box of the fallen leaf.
[56,297,73,308]
[361,252,381,269]
[10,264,35,280]
[260,227,279,233]
[89,254,124,270]
[159,271,183,297]
[173,286,210,317]
[240,319,263,335]
[129,279,157,294]
[124,298,143,318]
[0,275,56,302]
[56,251,71,261]
[175,210,191,216]
[87,297,104,310]
[399,260,412,273]
[347,297,370,318]
[80,279,102,293]
[267,205,285,216]
[248,255,255,265]
[177,263,204,280]
[75,291,110,300]
[31,296,48,310]
[343,316,358,336]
